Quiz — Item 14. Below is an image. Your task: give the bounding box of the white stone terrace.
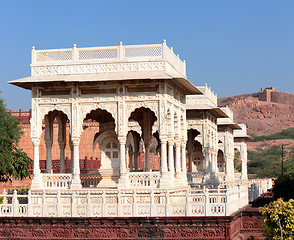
[217,107,241,129]
[30,40,186,78]
[186,84,218,109]
[234,124,252,139]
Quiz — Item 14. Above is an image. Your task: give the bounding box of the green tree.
[272,173,294,201]
[234,152,242,172]
[260,198,294,240]
[0,97,32,182]
[248,146,284,178]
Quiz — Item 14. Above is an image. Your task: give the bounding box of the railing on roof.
[220,106,234,120]
[31,40,186,77]
[196,85,218,105]
[186,85,218,107]
[233,123,248,137]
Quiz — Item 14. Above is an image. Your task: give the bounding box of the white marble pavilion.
[3,41,271,217]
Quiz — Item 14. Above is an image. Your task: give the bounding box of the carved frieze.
[31,61,165,76]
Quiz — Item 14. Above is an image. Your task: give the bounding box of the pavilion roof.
[9,42,202,95]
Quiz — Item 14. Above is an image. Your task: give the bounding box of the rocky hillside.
[218,88,294,167]
[218,88,294,177]
[218,90,294,136]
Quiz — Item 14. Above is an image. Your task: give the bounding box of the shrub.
[272,173,294,201]
[260,198,294,240]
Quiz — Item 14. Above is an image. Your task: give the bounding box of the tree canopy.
[0,97,32,182]
[260,198,294,240]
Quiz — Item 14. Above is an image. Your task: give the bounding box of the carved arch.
[33,105,71,140]
[79,102,118,137]
[125,101,159,121]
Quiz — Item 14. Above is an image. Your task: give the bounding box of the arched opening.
[187,129,200,172]
[234,148,242,173]
[192,141,204,172]
[80,108,117,187]
[40,110,70,174]
[217,150,225,172]
[126,130,141,172]
[128,107,158,172]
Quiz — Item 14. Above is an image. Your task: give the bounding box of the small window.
[106,142,111,149]
[113,151,119,158]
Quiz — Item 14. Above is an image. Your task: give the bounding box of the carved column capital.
[32,138,40,146]
[174,140,181,147]
[71,138,80,146]
[45,141,53,148]
[118,136,127,144]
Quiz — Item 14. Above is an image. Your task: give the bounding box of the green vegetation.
[260,172,294,239]
[248,145,294,178]
[251,128,294,142]
[260,198,294,240]
[273,173,294,201]
[0,96,32,182]
[234,152,242,172]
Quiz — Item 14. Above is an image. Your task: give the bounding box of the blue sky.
[0,0,293,110]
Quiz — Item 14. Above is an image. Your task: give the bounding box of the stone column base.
[117,175,128,188]
[30,174,42,190]
[159,173,173,188]
[71,175,82,189]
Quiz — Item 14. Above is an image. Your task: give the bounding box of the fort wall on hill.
[271,91,294,106]
[219,88,294,106]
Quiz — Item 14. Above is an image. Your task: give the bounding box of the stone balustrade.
[188,172,243,185]
[186,85,218,107]
[0,187,245,217]
[127,172,160,188]
[218,172,226,182]
[31,41,186,77]
[248,178,273,202]
[187,172,204,184]
[41,174,72,189]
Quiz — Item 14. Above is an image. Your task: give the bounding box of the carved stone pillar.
[44,114,53,173]
[225,154,234,182]
[181,142,188,184]
[71,139,82,189]
[58,114,66,173]
[31,139,41,190]
[240,142,248,180]
[204,148,210,174]
[160,139,168,174]
[175,142,181,178]
[212,151,218,174]
[168,140,175,176]
[188,152,193,172]
[159,138,170,187]
[69,138,73,173]
[207,150,219,184]
[45,141,53,173]
[203,147,212,183]
[118,137,127,188]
